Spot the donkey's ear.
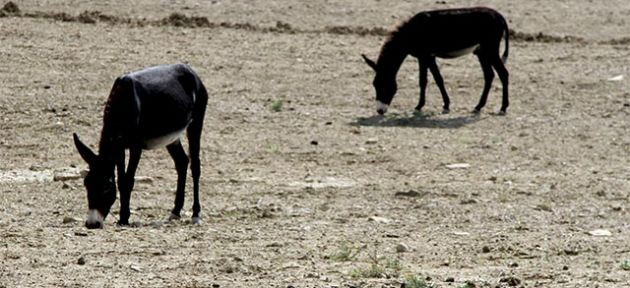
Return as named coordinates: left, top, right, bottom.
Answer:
left=73, top=133, right=97, bottom=165
left=361, top=54, right=377, bottom=71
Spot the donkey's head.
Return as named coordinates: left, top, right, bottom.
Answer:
left=73, top=133, right=117, bottom=229
left=362, top=54, right=398, bottom=115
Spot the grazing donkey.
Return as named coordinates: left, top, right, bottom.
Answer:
left=362, top=7, right=510, bottom=115
left=73, top=64, right=208, bottom=229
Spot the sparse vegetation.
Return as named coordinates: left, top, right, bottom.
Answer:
left=270, top=99, right=283, bottom=112
left=622, top=260, right=630, bottom=271
left=404, top=275, right=431, bottom=288
left=348, top=244, right=402, bottom=279
left=330, top=242, right=362, bottom=262
left=458, top=282, right=475, bottom=288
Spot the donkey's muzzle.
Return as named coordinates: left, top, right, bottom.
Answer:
left=376, top=101, right=389, bottom=115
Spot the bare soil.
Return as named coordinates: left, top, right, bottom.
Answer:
left=1, top=1, right=629, bottom=287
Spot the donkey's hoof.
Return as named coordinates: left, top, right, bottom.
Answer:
left=191, top=217, right=202, bottom=225
left=472, top=108, right=481, bottom=114
left=442, top=108, right=450, bottom=114
left=498, top=110, right=507, bottom=116
left=168, top=213, right=181, bottom=221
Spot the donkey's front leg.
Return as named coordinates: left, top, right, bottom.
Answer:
left=167, top=140, right=189, bottom=221
left=415, top=60, right=429, bottom=112
left=118, top=147, right=142, bottom=226
left=428, top=58, right=450, bottom=114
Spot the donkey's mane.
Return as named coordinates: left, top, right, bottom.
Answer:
left=377, top=19, right=411, bottom=65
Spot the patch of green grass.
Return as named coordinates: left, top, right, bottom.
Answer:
left=350, top=263, right=386, bottom=279
left=329, top=242, right=362, bottom=262
left=349, top=245, right=401, bottom=279
left=383, top=257, right=402, bottom=272
left=622, top=260, right=630, bottom=270
left=404, top=275, right=431, bottom=288
left=270, top=99, right=283, bottom=112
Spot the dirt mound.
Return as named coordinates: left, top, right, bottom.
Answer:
left=0, top=1, right=20, bottom=16
left=161, top=12, right=211, bottom=28
left=6, top=6, right=629, bottom=44
left=509, top=29, right=586, bottom=44
left=325, top=25, right=388, bottom=36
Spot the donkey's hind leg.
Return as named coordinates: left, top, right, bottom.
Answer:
left=187, top=123, right=203, bottom=224
left=474, top=53, right=495, bottom=113
left=492, top=56, right=509, bottom=114
left=167, top=140, right=189, bottom=220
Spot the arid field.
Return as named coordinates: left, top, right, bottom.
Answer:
left=0, top=1, right=629, bottom=287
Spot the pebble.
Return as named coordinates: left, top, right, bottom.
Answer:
left=499, top=276, right=521, bottom=286
left=77, top=256, right=86, bottom=265
left=396, top=243, right=410, bottom=253
left=481, top=246, right=491, bottom=253
left=130, top=265, right=142, bottom=272
left=368, top=216, right=391, bottom=223
left=394, top=190, right=422, bottom=197
left=310, top=140, right=318, bottom=145
left=63, top=216, right=80, bottom=224
left=445, top=276, right=455, bottom=282
left=135, top=176, right=154, bottom=184
left=588, top=229, right=612, bottom=236
left=446, top=163, right=470, bottom=169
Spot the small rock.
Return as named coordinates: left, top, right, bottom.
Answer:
left=365, top=138, right=378, bottom=145
left=460, top=198, right=478, bottom=205
left=53, top=170, right=82, bottom=182
left=368, top=216, right=391, bottom=223
left=130, top=265, right=142, bottom=272
left=77, top=256, right=86, bottom=265
left=607, top=75, right=624, bottom=81
left=394, top=190, right=422, bottom=197
left=562, top=265, right=569, bottom=270
left=212, top=284, right=220, bottom=288
left=508, top=262, right=518, bottom=267
left=63, top=216, right=80, bottom=224
left=395, top=243, right=410, bottom=253
left=499, top=276, right=521, bottom=286
left=588, top=229, right=612, bottom=236
left=452, top=231, right=470, bottom=236
left=74, top=231, right=88, bottom=237
left=445, top=163, right=470, bottom=169
left=481, top=246, right=491, bottom=253
left=445, top=276, right=455, bottom=282
left=135, top=176, right=154, bottom=184
left=310, top=140, right=318, bottom=145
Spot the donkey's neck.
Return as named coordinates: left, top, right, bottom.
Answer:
left=376, top=36, right=408, bottom=80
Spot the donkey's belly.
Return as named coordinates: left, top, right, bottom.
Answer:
left=143, top=127, right=187, bottom=149
left=436, top=44, right=479, bottom=59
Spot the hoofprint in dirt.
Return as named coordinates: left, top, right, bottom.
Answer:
left=1, top=1, right=629, bottom=287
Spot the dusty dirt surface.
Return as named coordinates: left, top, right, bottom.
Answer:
left=1, top=1, right=629, bottom=287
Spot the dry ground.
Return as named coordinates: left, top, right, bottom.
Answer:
left=1, top=1, right=629, bottom=287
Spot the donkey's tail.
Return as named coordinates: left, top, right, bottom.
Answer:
left=501, top=19, right=509, bottom=64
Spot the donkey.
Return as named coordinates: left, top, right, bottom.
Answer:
left=362, top=7, right=510, bottom=115
left=73, top=63, right=208, bottom=229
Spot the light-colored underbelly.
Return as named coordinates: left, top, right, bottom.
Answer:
left=143, top=128, right=186, bottom=149
left=436, top=44, right=480, bottom=58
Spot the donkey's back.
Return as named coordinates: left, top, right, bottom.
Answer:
left=106, top=63, right=207, bottom=149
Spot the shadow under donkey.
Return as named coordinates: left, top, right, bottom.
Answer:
left=351, top=111, right=487, bottom=129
